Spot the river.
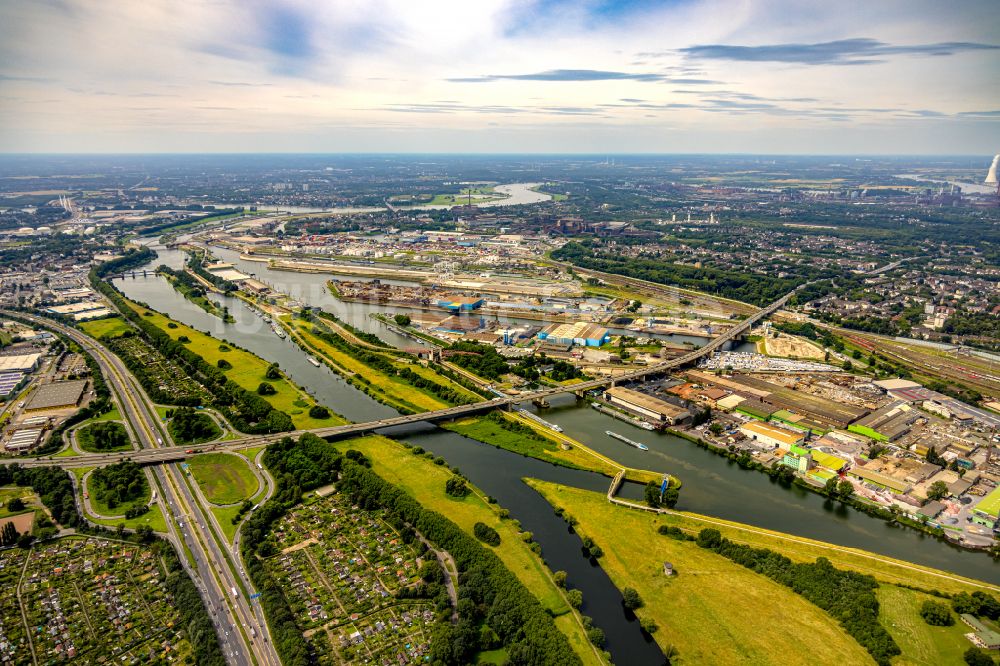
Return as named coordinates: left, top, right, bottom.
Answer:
left=116, top=241, right=1000, bottom=664
left=201, top=182, right=553, bottom=215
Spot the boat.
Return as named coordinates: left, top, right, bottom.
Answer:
left=606, top=430, right=648, bottom=451
left=637, top=421, right=656, bottom=431
left=307, top=356, right=321, bottom=367
left=271, top=322, right=286, bottom=338
left=592, top=402, right=656, bottom=431
left=516, top=409, right=563, bottom=432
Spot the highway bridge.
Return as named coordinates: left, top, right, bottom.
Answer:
left=9, top=282, right=801, bottom=470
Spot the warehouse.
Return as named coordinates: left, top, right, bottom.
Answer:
left=4, top=427, right=42, bottom=452
left=604, top=386, right=691, bottom=425
left=848, top=401, right=920, bottom=442
left=538, top=321, right=610, bottom=347
left=24, top=380, right=87, bottom=412
left=739, top=421, right=805, bottom=451
left=0, top=353, right=40, bottom=374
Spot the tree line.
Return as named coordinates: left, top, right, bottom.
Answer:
left=239, top=433, right=581, bottom=665
left=696, top=528, right=900, bottom=665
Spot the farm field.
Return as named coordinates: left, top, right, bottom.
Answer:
left=187, top=452, right=259, bottom=505
left=335, top=435, right=602, bottom=666
left=78, top=315, right=132, bottom=340
left=262, top=488, right=439, bottom=664
left=123, top=299, right=338, bottom=429
left=1, top=536, right=194, bottom=663
left=529, top=481, right=999, bottom=665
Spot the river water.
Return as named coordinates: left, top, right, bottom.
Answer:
left=117, top=241, right=1000, bottom=665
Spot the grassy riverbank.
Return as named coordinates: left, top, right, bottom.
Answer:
left=158, top=268, right=233, bottom=322
left=122, top=299, right=341, bottom=430
left=336, top=435, right=605, bottom=666
left=528, top=480, right=999, bottom=666
left=281, top=314, right=479, bottom=413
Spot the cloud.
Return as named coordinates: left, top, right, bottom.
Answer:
left=447, top=69, right=669, bottom=83
left=679, top=38, right=1000, bottom=65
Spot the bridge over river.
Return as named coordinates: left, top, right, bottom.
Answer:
left=11, top=283, right=802, bottom=469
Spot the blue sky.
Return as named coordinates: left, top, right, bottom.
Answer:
left=0, top=0, right=997, bottom=153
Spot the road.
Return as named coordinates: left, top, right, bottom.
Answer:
left=10, top=284, right=800, bottom=470
left=6, top=312, right=279, bottom=666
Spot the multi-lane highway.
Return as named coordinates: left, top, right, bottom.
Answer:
left=6, top=312, right=279, bottom=666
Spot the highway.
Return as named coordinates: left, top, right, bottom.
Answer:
left=6, top=312, right=279, bottom=666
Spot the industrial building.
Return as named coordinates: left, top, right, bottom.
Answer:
left=435, top=296, right=484, bottom=312
left=24, top=380, right=87, bottom=412
left=603, top=386, right=691, bottom=425
left=848, top=401, right=920, bottom=442
left=971, top=486, right=1000, bottom=529
left=0, top=353, right=40, bottom=374
left=538, top=321, right=610, bottom=347
left=739, top=421, right=805, bottom=451
left=4, top=427, right=43, bottom=452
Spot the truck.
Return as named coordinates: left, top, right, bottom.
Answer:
left=231, top=587, right=239, bottom=599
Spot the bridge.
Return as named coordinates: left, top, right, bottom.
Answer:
left=104, top=269, right=152, bottom=280
left=11, top=282, right=802, bottom=469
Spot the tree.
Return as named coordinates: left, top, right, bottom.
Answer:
left=709, top=422, right=724, bottom=435
left=824, top=477, right=840, bottom=497
left=7, top=497, right=24, bottom=512
left=217, top=358, right=232, bottom=370
left=566, top=589, right=583, bottom=608
left=644, top=480, right=662, bottom=508
left=640, top=617, right=658, bottom=634
left=257, top=382, right=276, bottom=396
left=16, top=533, right=34, bottom=549
left=393, top=314, right=411, bottom=326
left=553, top=571, right=567, bottom=588
left=308, top=405, right=331, bottom=419
left=265, top=363, right=281, bottom=380
left=964, top=647, right=994, bottom=666
left=444, top=477, right=469, bottom=498
left=621, top=587, right=644, bottom=610
left=473, top=522, right=501, bottom=546
left=696, top=528, right=722, bottom=549
left=927, top=481, right=949, bottom=501
left=837, top=480, right=854, bottom=499
left=919, top=600, right=954, bottom=626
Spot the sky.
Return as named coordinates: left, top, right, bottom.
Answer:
left=0, top=0, right=998, bottom=154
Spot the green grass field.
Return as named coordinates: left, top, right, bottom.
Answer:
left=0, top=487, right=36, bottom=518
left=529, top=480, right=999, bottom=665
left=336, top=435, right=603, bottom=666
left=877, top=586, right=975, bottom=666
left=76, top=467, right=167, bottom=533
left=79, top=316, right=133, bottom=340
left=529, top=481, right=875, bottom=665
left=90, top=406, right=122, bottom=422
left=124, top=299, right=339, bottom=430
left=186, top=452, right=259, bottom=505
left=444, top=414, right=620, bottom=476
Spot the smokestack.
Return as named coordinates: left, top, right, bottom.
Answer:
left=986, top=154, right=1000, bottom=185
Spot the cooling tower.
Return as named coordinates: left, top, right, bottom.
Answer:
left=987, top=154, right=1000, bottom=185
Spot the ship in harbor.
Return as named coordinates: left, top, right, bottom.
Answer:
left=307, top=356, right=321, bottom=367
left=516, top=409, right=563, bottom=432
left=606, top=430, right=648, bottom=451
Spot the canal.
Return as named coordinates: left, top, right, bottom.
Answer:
left=115, top=240, right=1000, bottom=664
